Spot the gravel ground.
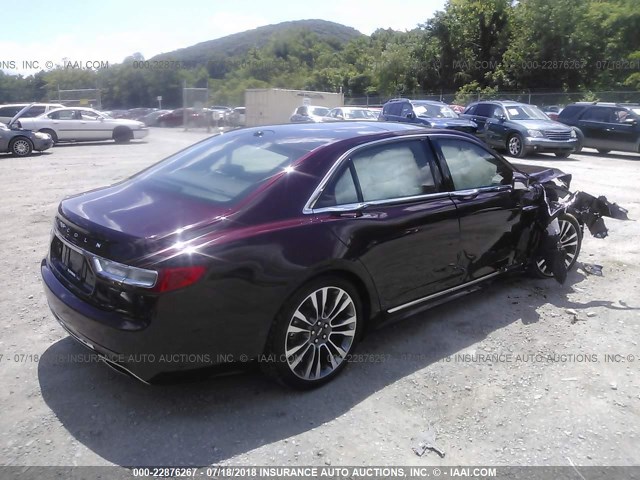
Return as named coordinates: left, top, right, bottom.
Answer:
left=0, top=129, right=638, bottom=470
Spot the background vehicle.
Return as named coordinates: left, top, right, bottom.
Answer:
left=542, top=105, right=563, bottom=121
left=323, top=107, right=379, bottom=121
left=209, top=106, right=233, bottom=125
left=289, top=105, right=330, bottom=123
left=557, top=102, right=640, bottom=154
left=18, top=107, right=148, bottom=143
left=41, top=122, right=625, bottom=389
left=460, top=100, right=577, bottom=158
left=124, top=108, right=158, bottom=121
left=229, top=107, right=246, bottom=126
left=379, top=99, right=477, bottom=133
left=138, top=109, right=172, bottom=126
left=156, top=108, right=207, bottom=128
left=0, top=107, right=53, bottom=156
left=0, top=103, right=64, bottom=125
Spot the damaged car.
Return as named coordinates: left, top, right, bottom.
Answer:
left=0, top=105, right=54, bottom=157
left=41, top=123, right=628, bottom=389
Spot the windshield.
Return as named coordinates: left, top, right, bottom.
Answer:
left=504, top=105, right=549, bottom=120
left=344, top=109, right=378, bottom=119
left=310, top=107, right=330, bottom=116
left=413, top=103, right=458, bottom=118
left=136, top=130, right=332, bottom=205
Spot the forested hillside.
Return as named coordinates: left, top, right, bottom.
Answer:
left=1, top=0, right=638, bottom=108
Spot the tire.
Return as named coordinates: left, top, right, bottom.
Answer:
left=39, top=129, right=58, bottom=144
left=113, top=128, right=132, bottom=143
left=531, top=213, right=582, bottom=279
left=573, top=129, right=584, bottom=153
left=507, top=133, right=527, bottom=158
left=10, top=137, right=33, bottom=157
left=597, top=149, right=610, bottom=154
left=262, top=276, right=363, bottom=389
left=555, top=151, right=571, bottom=158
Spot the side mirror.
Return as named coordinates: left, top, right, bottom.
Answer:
left=406, top=112, right=415, bottom=119
left=495, top=114, right=506, bottom=122
left=512, top=172, right=530, bottom=191
left=623, top=117, right=637, bottom=125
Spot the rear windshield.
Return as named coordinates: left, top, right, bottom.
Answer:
left=136, top=129, right=331, bottom=205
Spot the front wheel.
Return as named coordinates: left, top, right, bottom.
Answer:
left=113, top=128, right=132, bottom=143
left=10, top=137, right=33, bottom=157
left=532, top=213, right=582, bottom=278
left=507, top=134, right=527, bottom=158
left=597, top=149, right=611, bottom=154
left=263, top=276, right=363, bottom=389
left=555, top=151, right=571, bottom=158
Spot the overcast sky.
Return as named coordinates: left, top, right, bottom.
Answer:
left=1, top=0, right=446, bottom=75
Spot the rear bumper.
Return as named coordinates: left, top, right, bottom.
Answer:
left=41, top=258, right=269, bottom=382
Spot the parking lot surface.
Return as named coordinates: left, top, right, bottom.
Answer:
left=0, top=129, right=638, bottom=468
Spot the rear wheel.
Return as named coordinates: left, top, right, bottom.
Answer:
left=263, top=276, right=363, bottom=389
left=10, top=137, right=33, bottom=157
left=507, top=133, right=527, bottom=158
left=555, top=151, right=571, bottom=158
left=532, top=214, right=582, bottom=278
left=597, top=149, right=611, bottom=154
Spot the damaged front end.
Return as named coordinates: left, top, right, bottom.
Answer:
left=518, top=168, right=629, bottom=283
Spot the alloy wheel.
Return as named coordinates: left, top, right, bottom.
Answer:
left=508, top=135, right=523, bottom=157
left=12, top=139, right=32, bottom=156
left=285, top=286, right=357, bottom=381
left=536, top=217, right=580, bottom=276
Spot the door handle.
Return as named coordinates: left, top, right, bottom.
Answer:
left=451, top=189, right=480, bottom=200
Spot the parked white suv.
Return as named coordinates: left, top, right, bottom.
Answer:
left=0, top=103, right=64, bottom=125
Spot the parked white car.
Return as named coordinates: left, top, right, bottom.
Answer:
left=0, top=103, right=64, bottom=125
left=18, top=107, right=148, bottom=143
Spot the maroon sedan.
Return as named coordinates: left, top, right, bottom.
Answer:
left=156, top=108, right=207, bottom=127
left=41, top=122, right=625, bottom=388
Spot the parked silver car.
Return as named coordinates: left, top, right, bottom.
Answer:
left=18, top=107, right=148, bottom=143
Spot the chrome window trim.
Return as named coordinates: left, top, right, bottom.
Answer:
left=303, top=132, right=468, bottom=215
left=302, top=132, right=514, bottom=215
left=387, top=271, right=501, bottom=314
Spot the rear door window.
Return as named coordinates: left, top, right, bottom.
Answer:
left=435, top=138, right=513, bottom=190
left=473, top=103, right=495, bottom=118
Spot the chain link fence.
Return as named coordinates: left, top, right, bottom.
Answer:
left=345, top=91, right=640, bottom=108
left=54, top=87, right=102, bottom=109
left=182, top=85, right=210, bottom=131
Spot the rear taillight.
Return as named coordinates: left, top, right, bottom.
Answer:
left=153, top=266, right=206, bottom=293
left=91, top=255, right=158, bottom=288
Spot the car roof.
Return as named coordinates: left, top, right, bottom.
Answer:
left=0, top=103, right=63, bottom=107
left=469, top=100, right=535, bottom=107
left=385, top=98, right=446, bottom=106
left=333, top=106, right=373, bottom=110
left=47, top=107, right=100, bottom=113
left=233, top=122, right=476, bottom=142
left=567, top=102, right=639, bottom=108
